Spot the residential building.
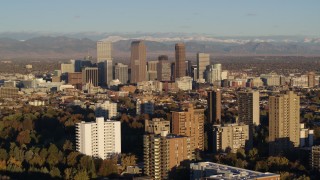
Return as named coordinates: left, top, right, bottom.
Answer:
left=130, top=41, right=147, bottom=83
left=95, top=101, right=117, bottom=119
left=172, top=104, right=205, bottom=154
left=238, top=91, right=260, bottom=125
left=76, top=117, right=121, bottom=159
left=207, top=89, right=221, bottom=124
left=145, top=118, right=170, bottom=135
left=311, top=146, right=320, bottom=172
left=300, top=123, right=314, bottom=147
left=213, top=123, right=250, bottom=153
left=144, top=133, right=192, bottom=180
left=269, top=91, right=300, bottom=155
left=308, top=72, right=316, bottom=87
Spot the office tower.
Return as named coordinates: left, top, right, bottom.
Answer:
left=175, top=43, right=186, bottom=78
left=147, top=60, right=158, bottom=81
left=157, top=55, right=171, bottom=82
left=213, top=123, right=250, bottom=153
left=205, top=64, right=222, bottom=84
left=197, top=53, right=210, bottom=81
left=95, top=101, right=117, bottom=119
left=172, top=104, right=205, bottom=154
left=308, top=72, right=316, bottom=87
left=98, top=60, right=113, bottom=86
left=114, top=63, right=128, bottom=84
left=171, top=62, right=176, bottom=81
left=190, top=162, right=280, bottom=180
left=185, top=60, right=192, bottom=76
left=145, top=118, right=170, bottom=135
left=130, top=41, right=147, bottom=83
left=61, top=63, right=75, bottom=73
left=269, top=91, right=300, bottom=155
left=97, top=41, right=112, bottom=63
left=75, top=60, right=92, bottom=72
left=311, top=146, right=320, bottom=172
left=207, top=89, right=221, bottom=124
left=144, top=133, right=192, bottom=180
left=67, top=72, right=82, bottom=89
left=238, top=91, right=260, bottom=125
left=76, top=117, right=121, bottom=159
left=82, top=67, right=99, bottom=86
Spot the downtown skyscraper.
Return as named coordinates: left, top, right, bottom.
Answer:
left=197, top=53, right=210, bottom=81
left=130, top=41, right=147, bottom=83
left=97, top=41, right=112, bottom=63
left=175, top=43, right=186, bottom=78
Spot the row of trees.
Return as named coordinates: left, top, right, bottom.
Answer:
left=0, top=105, right=136, bottom=179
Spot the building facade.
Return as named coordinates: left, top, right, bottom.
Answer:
left=97, top=41, right=112, bottom=63
left=196, top=53, right=210, bottom=81
left=76, top=117, right=121, bottom=159
left=238, top=91, right=260, bottom=125
left=130, top=41, right=147, bottom=83
left=82, top=67, right=99, bottom=86
left=175, top=43, right=186, bottom=78
left=269, top=91, right=300, bottom=155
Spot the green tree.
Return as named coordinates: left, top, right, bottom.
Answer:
left=98, top=159, right=118, bottom=177
left=50, top=167, right=61, bottom=178
left=0, top=148, right=8, bottom=160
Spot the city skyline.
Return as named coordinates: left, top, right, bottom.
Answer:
left=1, top=1, right=320, bottom=37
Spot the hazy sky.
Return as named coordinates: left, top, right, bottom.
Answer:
left=1, top=0, right=319, bottom=36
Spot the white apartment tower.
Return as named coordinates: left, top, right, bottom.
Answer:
left=76, top=117, right=121, bottom=159
left=97, top=41, right=112, bottom=63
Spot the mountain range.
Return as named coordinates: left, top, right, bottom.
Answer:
left=0, top=32, right=320, bottom=60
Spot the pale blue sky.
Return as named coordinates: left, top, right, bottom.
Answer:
left=0, top=0, right=319, bottom=36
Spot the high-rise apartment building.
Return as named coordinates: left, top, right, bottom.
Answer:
left=147, top=60, right=158, bottom=81
left=157, top=55, right=171, bottom=82
left=145, top=118, right=170, bottom=135
left=175, top=43, right=186, bottom=78
left=207, top=89, right=221, bottom=124
left=95, top=101, right=117, bottom=119
left=97, top=41, right=112, bottom=63
left=269, top=91, right=300, bottom=155
left=172, top=104, right=205, bottom=154
left=238, top=91, right=260, bottom=125
left=143, top=133, right=192, bottom=180
left=213, top=123, right=250, bottom=153
left=114, top=63, right=128, bottom=84
left=130, top=41, right=147, bottom=83
left=82, top=67, right=99, bottom=86
left=197, top=53, right=210, bottom=81
left=76, top=117, right=121, bottom=159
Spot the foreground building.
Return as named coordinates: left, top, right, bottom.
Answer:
left=311, top=146, right=320, bottom=172
left=190, top=162, right=280, bottom=180
left=144, top=132, right=192, bottom=180
left=76, top=117, right=121, bottom=159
